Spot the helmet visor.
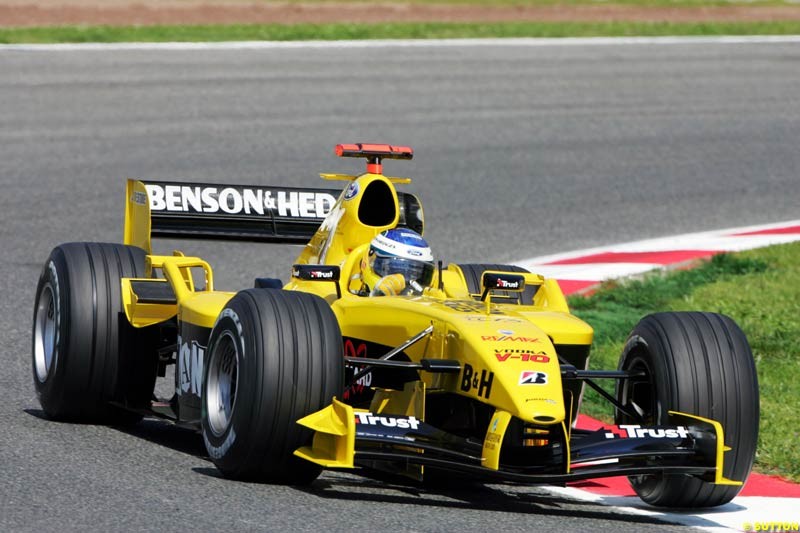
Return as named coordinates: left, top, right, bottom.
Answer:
left=370, top=253, right=435, bottom=287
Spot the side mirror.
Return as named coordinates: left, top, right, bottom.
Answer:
left=480, top=272, right=526, bottom=301
left=292, top=264, right=341, bottom=298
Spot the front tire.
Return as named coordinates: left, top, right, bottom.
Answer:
left=201, top=289, right=344, bottom=484
left=616, top=312, right=759, bottom=508
left=32, top=243, right=158, bottom=422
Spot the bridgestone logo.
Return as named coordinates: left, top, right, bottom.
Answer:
left=144, top=184, right=336, bottom=219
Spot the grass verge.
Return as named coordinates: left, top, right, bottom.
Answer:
left=2, top=21, right=800, bottom=44
left=570, top=241, right=800, bottom=481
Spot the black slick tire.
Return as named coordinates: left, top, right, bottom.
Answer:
left=201, top=289, right=344, bottom=484
left=616, top=312, right=759, bottom=508
left=32, top=242, right=158, bottom=422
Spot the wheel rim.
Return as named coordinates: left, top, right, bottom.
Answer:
left=619, top=352, right=661, bottom=490
left=619, top=354, right=658, bottom=426
left=206, top=331, right=239, bottom=437
left=34, top=283, right=57, bottom=383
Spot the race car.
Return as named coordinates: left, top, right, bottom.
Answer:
left=31, top=143, right=759, bottom=508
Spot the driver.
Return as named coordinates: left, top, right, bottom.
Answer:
left=360, top=229, right=435, bottom=297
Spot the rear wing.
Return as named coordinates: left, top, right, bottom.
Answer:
left=124, top=179, right=422, bottom=253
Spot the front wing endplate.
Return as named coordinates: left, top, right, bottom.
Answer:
left=295, top=397, right=356, bottom=468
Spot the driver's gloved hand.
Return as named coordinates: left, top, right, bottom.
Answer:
left=370, top=273, right=406, bottom=297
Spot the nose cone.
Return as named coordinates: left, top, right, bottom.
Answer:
left=452, top=319, right=566, bottom=425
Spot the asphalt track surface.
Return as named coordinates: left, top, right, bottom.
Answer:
left=1, top=40, right=799, bottom=532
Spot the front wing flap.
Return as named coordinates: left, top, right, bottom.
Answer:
left=295, top=400, right=742, bottom=485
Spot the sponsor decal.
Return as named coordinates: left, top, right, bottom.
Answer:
left=525, top=398, right=558, bottom=405
left=485, top=415, right=503, bottom=450
left=484, top=432, right=502, bottom=450
left=292, top=264, right=339, bottom=281
left=131, top=191, right=147, bottom=206
left=462, top=316, right=524, bottom=323
left=498, top=329, right=514, bottom=335
left=343, top=340, right=371, bottom=401
left=481, top=335, right=539, bottom=343
left=495, top=350, right=550, bottom=363
left=604, top=425, right=690, bottom=440
left=344, top=182, right=359, bottom=200
left=519, top=371, right=548, bottom=385
left=178, top=337, right=206, bottom=395
left=144, top=183, right=335, bottom=219
left=371, top=233, right=399, bottom=252
left=204, top=427, right=237, bottom=459
left=220, top=308, right=245, bottom=347
left=496, top=278, right=520, bottom=289
left=482, top=272, right=525, bottom=292
left=355, top=412, right=420, bottom=430
left=443, top=300, right=503, bottom=314
left=460, top=363, right=494, bottom=399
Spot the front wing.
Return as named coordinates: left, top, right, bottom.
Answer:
left=295, top=399, right=743, bottom=486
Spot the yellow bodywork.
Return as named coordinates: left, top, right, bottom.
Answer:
left=121, top=248, right=234, bottom=330
left=281, top=173, right=592, bottom=471
left=293, top=173, right=400, bottom=267
left=120, top=171, right=739, bottom=486
left=121, top=174, right=592, bottom=474
left=121, top=278, right=176, bottom=328
left=295, top=398, right=357, bottom=468
left=124, top=179, right=153, bottom=254
left=123, top=182, right=236, bottom=333
left=482, top=410, right=512, bottom=470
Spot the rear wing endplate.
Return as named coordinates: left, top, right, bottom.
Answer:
left=124, top=179, right=422, bottom=253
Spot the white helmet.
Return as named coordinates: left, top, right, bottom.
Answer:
left=366, top=229, right=435, bottom=290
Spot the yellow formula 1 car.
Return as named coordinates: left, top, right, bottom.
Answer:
left=32, top=143, right=759, bottom=508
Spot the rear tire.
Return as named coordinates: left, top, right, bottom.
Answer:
left=201, top=289, right=344, bottom=484
left=616, top=312, right=759, bottom=508
left=32, top=243, right=158, bottom=422
left=454, top=263, right=536, bottom=304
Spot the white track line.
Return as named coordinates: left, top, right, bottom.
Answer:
left=546, top=487, right=800, bottom=533
left=526, top=262, right=662, bottom=281
left=515, top=218, right=800, bottom=272
left=3, top=35, right=800, bottom=52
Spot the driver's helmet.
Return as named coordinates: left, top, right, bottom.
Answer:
left=364, top=229, right=435, bottom=293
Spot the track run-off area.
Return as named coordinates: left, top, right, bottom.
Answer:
left=1, top=38, right=799, bottom=532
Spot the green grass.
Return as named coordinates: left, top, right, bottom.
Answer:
left=418, top=0, right=797, bottom=4
left=2, top=20, right=800, bottom=44
left=570, top=242, right=800, bottom=481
